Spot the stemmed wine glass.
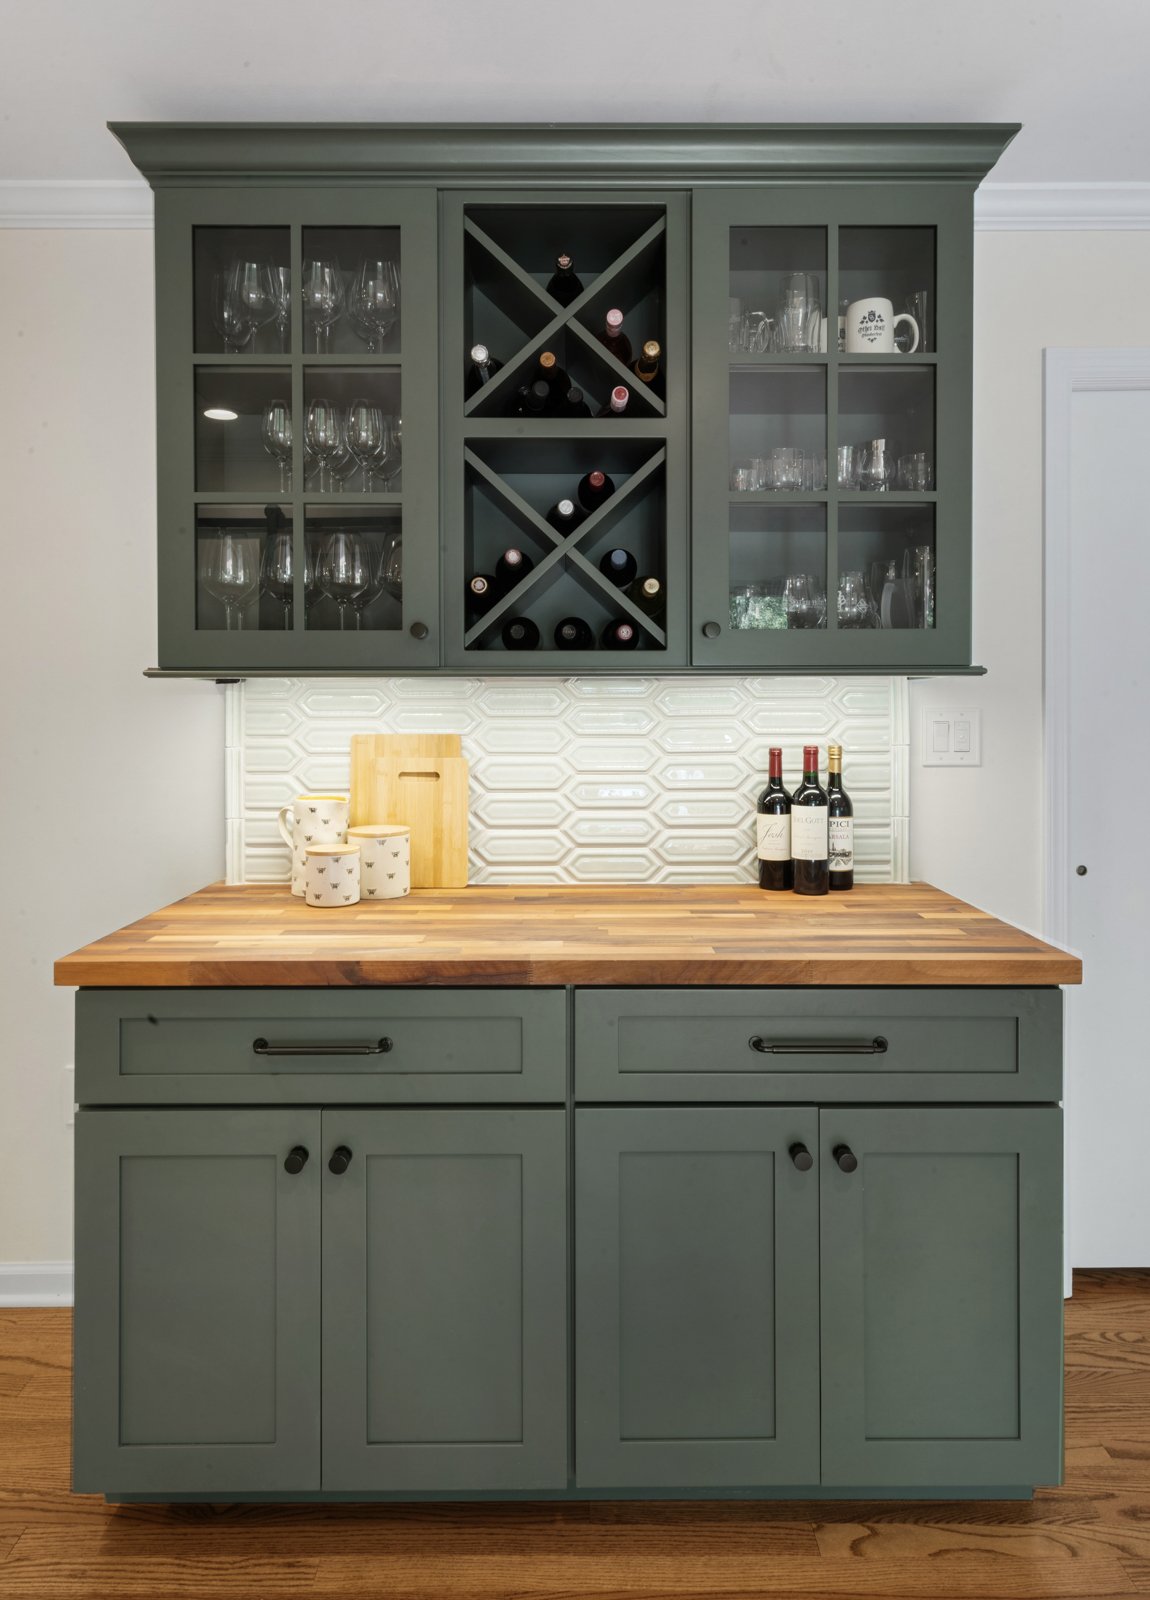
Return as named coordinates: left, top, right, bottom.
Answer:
left=270, top=266, right=292, bottom=353
left=381, top=413, right=402, bottom=489
left=261, top=527, right=295, bottom=629
left=305, top=398, right=343, bottom=492
left=210, top=273, right=252, bottom=354
left=301, top=258, right=344, bottom=353
left=348, top=257, right=400, bottom=352
left=350, top=541, right=386, bottom=628
left=345, top=400, right=384, bottom=491
left=379, top=527, right=403, bottom=600
left=262, top=402, right=292, bottom=491
left=228, top=260, right=277, bottom=347
left=198, top=532, right=258, bottom=630
left=318, top=530, right=370, bottom=629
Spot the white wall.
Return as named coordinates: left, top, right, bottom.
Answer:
left=0, top=231, right=223, bottom=1264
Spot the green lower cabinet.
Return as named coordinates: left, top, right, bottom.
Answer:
left=320, top=1108, right=568, bottom=1491
left=574, top=1106, right=821, bottom=1488
left=819, top=1106, right=1063, bottom=1489
left=73, top=1108, right=322, bottom=1494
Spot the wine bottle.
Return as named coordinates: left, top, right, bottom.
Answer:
left=561, top=385, right=592, bottom=419
left=466, top=573, right=497, bottom=622
left=827, top=743, right=854, bottom=891
left=554, top=616, right=594, bottom=650
left=599, top=547, right=638, bottom=587
left=533, top=350, right=567, bottom=409
left=546, top=253, right=583, bottom=307
left=791, top=744, right=829, bottom=896
left=501, top=617, right=540, bottom=651
left=546, top=497, right=585, bottom=535
left=508, top=379, right=550, bottom=418
left=756, top=747, right=793, bottom=892
left=464, top=342, right=502, bottom=398
left=598, top=308, right=633, bottom=366
left=577, top=469, right=616, bottom=513
left=632, top=339, right=662, bottom=384
left=626, top=575, right=664, bottom=617
left=495, top=546, right=534, bottom=588
left=601, top=619, right=639, bottom=650
left=596, top=385, right=631, bottom=418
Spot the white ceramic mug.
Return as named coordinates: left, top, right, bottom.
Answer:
left=305, top=841, right=360, bottom=908
left=845, top=297, right=919, bottom=355
left=277, top=793, right=350, bottom=896
left=348, top=824, right=411, bottom=900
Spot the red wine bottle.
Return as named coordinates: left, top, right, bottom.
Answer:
left=465, top=342, right=502, bottom=398
left=632, top=339, right=661, bottom=384
left=495, top=547, right=534, bottom=588
left=546, top=496, right=585, bottom=534
left=598, top=308, right=633, bottom=365
left=599, top=547, right=638, bottom=586
left=561, top=385, right=592, bottom=419
left=827, top=743, right=854, bottom=891
left=508, top=379, right=550, bottom=418
left=756, top=746, right=793, bottom=892
left=601, top=619, right=639, bottom=650
left=533, top=350, right=567, bottom=410
left=791, top=744, right=829, bottom=896
left=626, top=575, right=664, bottom=617
left=577, top=469, right=616, bottom=513
left=546, top=253, right=583, bottom=307
left=554, top=616, right=594, bottom=649
left=596, top=385, right=630, bottom=418
left=501, top=617, right=540, bottom=650
left=466, top=573, right=497, bottom=621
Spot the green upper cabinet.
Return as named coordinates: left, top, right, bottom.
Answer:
left=113, top=123, right=1016, bottom=675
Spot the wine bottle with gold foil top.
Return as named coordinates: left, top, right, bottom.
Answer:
left=633, top=339, right=662, bottom=384
left=827, top=743, right=854, bottom=891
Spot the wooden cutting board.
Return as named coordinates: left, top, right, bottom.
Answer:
left=350, top=736, right=469, bottom=888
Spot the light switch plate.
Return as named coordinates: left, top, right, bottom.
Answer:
left=921, top=708, right=982, bottom=767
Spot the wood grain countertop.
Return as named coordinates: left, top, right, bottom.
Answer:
left=54, top=882, right=1082, bottom=988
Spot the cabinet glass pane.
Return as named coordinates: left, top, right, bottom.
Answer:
left=839, top=227, right=935, bottom=353
left=838, top=505, right=935, bottom=630
left=728, top=504, right=826, bottom=631
left=193, top=227, right=291, bottom=356
left=837, top=369, right=935, bottom=492
left=195, top=369, right=293, bottom=494
left=729, top=227, right=827, bottom=355
left=302, top=369, right=402, bottom=495
left=304, top=506, right=402, bottom=632
left=300, top=227, right=401, bottom=356
left=195, top=506, right=293, bottom=631
left=730, top=369, right=826, bottom=491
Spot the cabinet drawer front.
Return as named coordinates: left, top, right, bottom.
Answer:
left=78, top=989, right=566, bottom=1104
left=575, top=989, right=1061, bottom=1102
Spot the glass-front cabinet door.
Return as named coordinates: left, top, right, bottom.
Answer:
left=155, top=188, right=439, bottom=669
left=691, top=186, right=972, bottom=670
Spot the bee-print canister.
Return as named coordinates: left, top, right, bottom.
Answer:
left=277, top=793, right=350, bottom=896
left=348, top=824, right=411, bottom=900
left=304, top=841, right=360, bottom=908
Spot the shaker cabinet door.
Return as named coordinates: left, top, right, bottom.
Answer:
left=73, top=1108, right=322, bottom=1493
left=819, top=1106, right=1063, bottom=1488
left=321, top=1108, right=568, bottom=1491
left=575, top=1106, right=820, bottom=1488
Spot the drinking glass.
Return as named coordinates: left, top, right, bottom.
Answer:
left=301, top=258, right=345, bottom=353
left=914, top=543, right=935, bottom=628
left=228, top=261, right=277, bottom=349
left=209, top=272, right=252, bottom=354
left=740, top=310, right=774, bottom=354
left=765, top=446, right=803, bottom=490
left=351, top=541, right=386, bottom=629
left=897, top=450, right=933, bottom=491
left=784, top=573, right=817, bottom=630
left=271, top=266, right=291, bottom=353
left=345, top=400, right=384, bottom=491
left=198, top=532, right=258, bottom=630
left=777, top=272, right=819, bottom=353
left=904, top=289, right=932, bottom=352
left=728, top=297, right=744, bottom=354
left=304, top=534, right=323, bottom=622
left=348, top=257, right=400, bottom=352
left=379, top=528, right=403, bottom=599
left=837, top=569, right=872, bottom=629
left=261, top=527, right=295, bottom=629
left=858, top=438, right=892, bottom=493
left=262, top=402, right=292, bottom=491
left=305, top=398, right=343, bottom=492
left=802, top=450, right=827, bottom=491
left=381, top=413, right=402, bottom=489
left=836, top=444, right=859, bottom=489
left=730, top=462, right=757, bottom=493
left=318, top=531, right=370, bottom=629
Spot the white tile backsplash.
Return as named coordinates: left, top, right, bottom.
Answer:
left=228, top=677, right=909, bottom=886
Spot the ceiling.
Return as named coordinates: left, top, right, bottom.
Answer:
left=3, top=0, right=1148, bottom=185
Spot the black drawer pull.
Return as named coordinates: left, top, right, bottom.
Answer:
left=328, top=1145, right=353, bottom=1175
left=283, top=1146, right=309, bottom=1175
left=749, top=1035, right=888, bottom=1056
left=788, top=1142, right=813, bottom=1172
left=253, top=1036, right=393, bottom=1057
left=833, top=1144, right=858, bottom=1173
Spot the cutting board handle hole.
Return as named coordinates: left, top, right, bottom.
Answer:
left=399, top=770, right=440, bottom=782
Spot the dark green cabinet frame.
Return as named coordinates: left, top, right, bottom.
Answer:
left=114, top=121, right=1017, bottom=677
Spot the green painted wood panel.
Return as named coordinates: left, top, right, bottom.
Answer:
left=819, top=1105, right=1063, bottom=1488
left=574, top=988, right=1062, bottom=1103
left=321, top=1109, right=568, bottom=1491
left=575, top=1106, right=819, bottom=1488
left=76, top=988, right=567, bottom=1105
left=73, top=1108, right=321, bottom=1494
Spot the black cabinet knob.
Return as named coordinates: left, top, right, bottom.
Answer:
left=833, top=1143, right=858, bottom=1173
left=328, top=1145, right=353, bottom=1175
left=283, top=1146, right=309, bottom=1175
left=701, top=620, right=722, bottom=639
left=409, top=621, right=430, bottom=640
left=1076, top=865, right=1087, bottom=876
left=789, top=1142, right=813, bottom=1172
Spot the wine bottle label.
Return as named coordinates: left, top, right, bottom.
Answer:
left=791, top=806, right=828, bottom=862
left=756, top=814, right=791, bottom=861
left=829, top=817, right=854, bottom=871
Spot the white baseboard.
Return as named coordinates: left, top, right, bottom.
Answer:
left=0, top=1261, right=73, bottom=1306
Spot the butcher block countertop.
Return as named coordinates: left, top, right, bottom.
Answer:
left=54, top=882, right=1082, bottom=988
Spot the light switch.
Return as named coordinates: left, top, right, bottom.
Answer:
left=954, top=719, right=971, bottom=753
left=931, top=719, right=950, bottom=753
left=921, top=708, right=982, bottom=767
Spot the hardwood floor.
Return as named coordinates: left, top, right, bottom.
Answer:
left=2, top=1270, right=1148, bottom=1598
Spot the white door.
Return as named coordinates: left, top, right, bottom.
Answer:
left=1064, top=379, right=1150, bottom=1266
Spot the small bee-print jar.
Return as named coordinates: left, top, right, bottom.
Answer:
left=305, top=841, right=360, bottom=908
left=348, top=824, right=411, bottom=900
